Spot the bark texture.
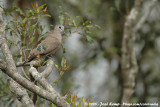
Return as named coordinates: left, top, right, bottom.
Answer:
left=0, top=2, right=70, bottom=107
left=121, top=0, right=157, bottom=106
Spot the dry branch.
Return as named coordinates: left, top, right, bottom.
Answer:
left=9, top=79, right=35, bottom=107
left=29, top=60, right=57, bottom=93
left=0, top=5, right=70, bottom=107
left=121, top=0, right=157, bottom=106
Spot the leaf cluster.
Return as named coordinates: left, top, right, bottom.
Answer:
left=2, top=3, right=51, bottom=59
left=66, top=93, right=92, bottom=107
left=58, top=7, right=100, bottom=43
left=53, top=57, right=71, bottom=86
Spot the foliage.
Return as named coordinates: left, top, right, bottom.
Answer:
left=2, top=3, right=51, bottom=60
left=1, top=0, right=160, bottom=106
left=0, top=2, right=100, bottom=106
left=50, top=93, right=92, bottom=107
left=53, top=57, right=71, bottom=86
left=66, top=93, right=92, bottom=107
left=58, top=7, right=100, bottom=43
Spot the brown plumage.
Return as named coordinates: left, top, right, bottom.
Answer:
left=24, top=25, right=64, bottom=64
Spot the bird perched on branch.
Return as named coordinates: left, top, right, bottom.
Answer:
left=18, top=24, right=64, bottom=66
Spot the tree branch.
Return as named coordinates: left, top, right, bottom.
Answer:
left=121, top=0, right=142, bottom=105
left=9, top=79, right=35, bottom=107
left=0, top=59, right=34, bottom=106
left=121, top=0, right=157, bottom=106
left=133, top=0, right=157, bottom=32
left=0, top=3, right=34, bottom=106
left=0, top=58, right=70, bottom=107
left=0, top=8, right=70, bottom=107
left=39, top=59, right=54, bottom=78
left=29, top=60, right=56, bottom=93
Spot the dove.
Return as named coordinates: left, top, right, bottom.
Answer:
left=21, top=24, right=64, bottom=65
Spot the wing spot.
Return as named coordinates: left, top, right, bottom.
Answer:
left=43, top=45, right=47, bottom=50
left=37, top=46, right=41, bottom=52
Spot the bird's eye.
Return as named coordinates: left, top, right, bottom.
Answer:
left=59, top=26, right=61, bottom=29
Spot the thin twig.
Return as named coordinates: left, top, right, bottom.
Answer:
left=20, top=47, right=30, bottom=80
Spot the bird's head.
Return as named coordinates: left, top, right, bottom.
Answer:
left=54, top=25, right=65, bottom=34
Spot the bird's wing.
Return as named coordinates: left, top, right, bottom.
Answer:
left=39, top=37, right=61, bottom=55
left=28, top=37, right=61, bottom=61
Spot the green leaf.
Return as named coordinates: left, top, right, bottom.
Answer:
left=28, top=10, right=35, bottom=18
left=61, top=45, right=66, bottom=53
left=4, top=7, right=17, bottom=16
left=54, top=64, right=59, bottom=70
left=38, top=35, right=45, bottom=42
left=18, top=21, right=23, bottom=27
left=44, top=14, right=51, bottom=17
left=68, top=23, right=75, bottom=27
left=15, top=8, right=24, bottom=16
left=83, top=21, right=91, bottom=26
left=86, top=36, right=94, bottom=43
left=61, top=57, right=65, bottom=66
left=66, top=96, right=71, bottom=103
left=37, top=4, right=46, bottom=13
left=51, top=104, right=57, bottom=107
left=82, top=97, right=86, bottom=107
left=17, top=40, right=21, bottom=44
left=93, top=25, right=101, bottom=29
left=77, top=103, right=81, bottom=107
left=31, top=36, right=35, bottom=43
left=5, top=26, right=10, bottom=33
left=40, top=25, right=43, bottom=32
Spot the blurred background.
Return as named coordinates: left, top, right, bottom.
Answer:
left=0, top=0, right=160, bottom=106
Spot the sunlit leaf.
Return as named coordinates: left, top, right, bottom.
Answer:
left=54, top=64, right=59, bottom=70
left=51, top=104, right=57, bottom=107
left=32, top=2, right=38, bottom=9
left=61, top=57, right=65, bottom=66
left=82, top=97, right=86, bottom=107
left=37, top=4, right=46, bottom=13
left=66, top=96, right=71, bottom=103
left=43, top=7, right=48, bottom=13
left=44, top=14, right=51, bottom=17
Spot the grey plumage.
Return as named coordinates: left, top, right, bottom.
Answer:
left=25, top=25, right=64, bottom=63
